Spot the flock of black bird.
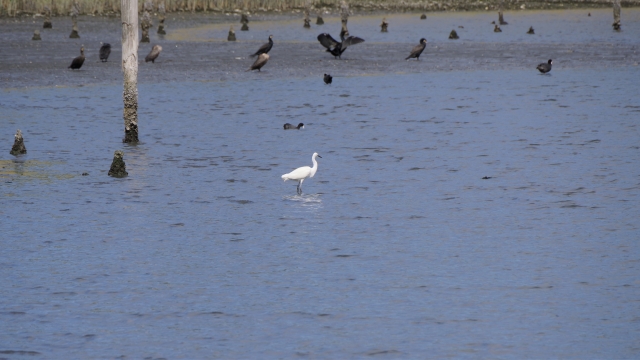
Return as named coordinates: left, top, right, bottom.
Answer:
left=67, top=15, right=555, bottom=79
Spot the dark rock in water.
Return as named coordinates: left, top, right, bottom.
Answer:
left=494, top=25, right=502, bottom=33
left=43, top=20, right=52, bottom=28
left=82, top=172, right=89, bottom=176
left=482, top=176, right=492, bottom=179
left=420, top=14, right=427, bottom=20
left=316, top=16, right=324, bottom=25
left=241, top=23, right=249, bottom=31
left=380, top=18, right=388, bottom=32
left=228, top=25, right=236, bottom=41
left=448, top=29, right=459, bottom=39
left=32, top=30, right=41, bottom=40
left=10, top=129, right=27, bottom=156
left=527, top=26, right=535, bottom=34
left=588, top=12, right=591, bottom=17
left=108, top=150, right=128, bottom=178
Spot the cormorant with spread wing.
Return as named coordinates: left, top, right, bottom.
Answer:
left=317, top=29, right=364, bottom=59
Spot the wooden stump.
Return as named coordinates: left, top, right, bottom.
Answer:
left=108, top=150, right=128, bottom=177
left=10, top=129, right=27, bottom=156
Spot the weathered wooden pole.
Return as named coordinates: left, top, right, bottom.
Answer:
left=122, top=0, right=139, bottom=143
left=43, top=6, right=52, bottom=28
left=340, top=0, right=349, bottom=26
left=612, top=0, right=621, bottom=31
left=69, top=2, right=80, bottom=38
left=157, top=1, right=166, bottom=35
left=140, top=0, right=153, bottom=43
left=108, top=150, right=128, bottom=177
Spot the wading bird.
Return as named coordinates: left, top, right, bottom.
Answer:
left=251, top=35, right=273, bottom=57
left=68, top=46, right=85, bottom=70
left=99, top=43, right=111, bottom=62
left=145, top=45, right=162, bottom=63
left=282, top=152, right=322, bottom=195
left=536, top=59, right=553, bottom=74
left=247, top=53, right=269, bottom=72
left=406, top=38, right=427, bottom=60
left=317, top=30, right=364, bottom=59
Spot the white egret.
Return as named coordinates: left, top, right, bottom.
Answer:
left=281, top=152, right=322, bottom=195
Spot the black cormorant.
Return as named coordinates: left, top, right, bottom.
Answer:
left=536, top=59, right=553, bottom=74
left=145, top=45, right=162, bottom=63
left=99, top=43, right=111, bottom=62
left=251, top=35, right=273, bottom=57
left=68, top=46, right=85, bottom=70
left=405, top=38, right=427, bottom=60
left=317, top=30, right=364, bottom=59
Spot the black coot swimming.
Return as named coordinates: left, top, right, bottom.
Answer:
left=283, top=123, right=304, bottom=130
left=536, top=59, right=553, bottom=74
left=323, top=74, right=332, bottom=84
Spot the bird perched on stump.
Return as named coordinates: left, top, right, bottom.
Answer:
left=145, top=45, right=162, bottom=63
left=247, top=53, right=269, bottom=72
left=323, top=74, right=333, bottom=84
left=536, top=59, right=553, bottom=74
left=68, top=46, right=85, bottom=70
left=405, top=38, right=427, bottom=60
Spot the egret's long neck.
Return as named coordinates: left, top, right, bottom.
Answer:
left=310, top=155, right=318, bottom=177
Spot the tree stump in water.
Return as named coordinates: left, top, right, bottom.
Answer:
left=316, top=16, right=324, bottom=25
left=241, top=23, right=249, bottom=31
left=340, top=0, right=349, bottom=26
left=420, top=14, right=427, bottom=20
left=69, top=14, right=80, bottom=38
left=157, top=2, right=166, bottom=35
left=380, top=18, right=388, bottom=32
left=140, top=1, right=153, bottom=43
left=108, top=150, right=128, bottom=178
left=43, top=7, right=52, bottom=28
left=448, top=30, right=459, bottom=39
left=69, top=3, right=80, bottom=38
left=228, top=25, right=236, bottom=41
left=498, top=12, right=508, bottom=25
left=613, top=0, right=621, bottom=31
left=240, top=14, right=249, bottom=24
left=32, top=30, right=41, bottom=40
left=10, top=129, right=27, bottom=156
left=527, top=26, right=535, bottom=34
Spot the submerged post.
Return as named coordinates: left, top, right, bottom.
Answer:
left=340, top=1, right=349, bottom=26
left=43, top=6, right=52, bottom=28
left=10, top=129, right=27, bottom=156
left=157, top=1, right=166, bottom=35
left=69, top=2, right=80, bottom=38
left=140, top=0, right=153, bottom=43
left=122, top=0, right=139, bottom=143
left=108, top=150, right=128, bottom=177
left=613, top=0, right=621, bottom=31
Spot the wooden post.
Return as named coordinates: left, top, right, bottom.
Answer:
left=122, top=0, right=139, bottom=143
left=157, top=2, right=166, bottom=35
left=340, top=1, right=349, bottom=26
left=140, top=0, right=153, bottom=43
left=613, top=0, right=621, bottom=31
left=10, top=129, right=27, bottom=156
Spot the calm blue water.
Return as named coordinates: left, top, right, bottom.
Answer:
left=1, top=65, right=640, bottom=357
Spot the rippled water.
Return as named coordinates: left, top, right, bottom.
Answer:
left=2, top=26, right=640, bottom=359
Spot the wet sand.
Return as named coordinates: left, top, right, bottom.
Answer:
left=0, top=9, right=638, bottom=89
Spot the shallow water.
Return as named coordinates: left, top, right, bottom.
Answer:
left=2, top=66, right=639, bottom=358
